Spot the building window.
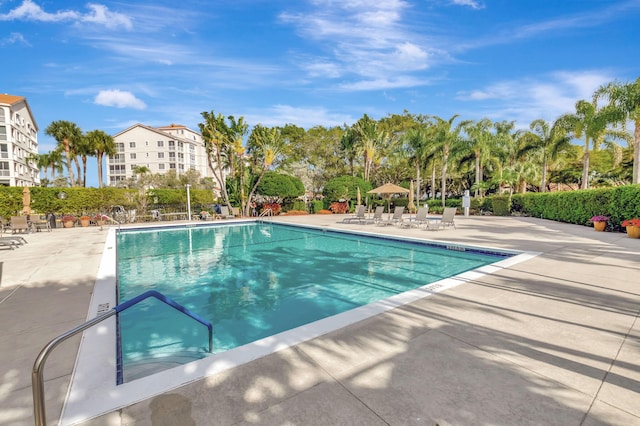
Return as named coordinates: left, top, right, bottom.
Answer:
left=169, top=152, right=175, bottom=159
left=0, top=161, right=9, bottom=176
left=169, top=163, right=176, bottom=169
left=130, top=153, right=137, bottom=159
left=0, top=144, right=7, bottom=159
left=129, top=142, right=136, bottom=148
left=157, top=140, right=164, bottom=147
left=0, top=126, right=6, bottom=141
left=178, top=164, right=185, bottom=171
left=178, top=153, right=184, bottom=160
left=158, top=152, right=165, bottom=158
left=168, top=140, right=175, bottom=149
left=158, top=163, right=165, bottom=170
left=116, top=143, right=125, bottom=152
left=178, top=141, right=183, bottom=149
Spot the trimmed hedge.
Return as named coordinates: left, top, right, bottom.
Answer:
left=511, top=185, right=640, bottom=227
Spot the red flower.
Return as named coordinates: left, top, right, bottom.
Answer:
left=621, top=218, right=640, bottom=227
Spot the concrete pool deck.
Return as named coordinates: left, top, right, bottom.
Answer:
left=0, top=215, right=639, bottom=425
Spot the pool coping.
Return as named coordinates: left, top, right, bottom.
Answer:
left=60, top=221, right=539, bottom=425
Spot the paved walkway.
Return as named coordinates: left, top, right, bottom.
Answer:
left=1, top=215, right=639, bottom=425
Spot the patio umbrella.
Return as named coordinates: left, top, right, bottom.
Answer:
left=408, top=181, right=415, bottom=213
left=22, top=186, right=31, bottom=215
left=368, top=183, right=409, bottom=219
left=356, top=187, right=361, bottom=206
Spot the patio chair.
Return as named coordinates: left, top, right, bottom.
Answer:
left=363, top=206, right=385, bottom=225
left=219, top=206, right=235, bottom=219
left=401, top=206, right=429, bottom=228
left=379, top=206, right=405, bottom=226
left=343, top=205, right=366, bottom=223
left=10, top=216, right=29, bottom=234
left=0, top=235, right=27, bottom=245
left=431, top=207, right=457, bottom=230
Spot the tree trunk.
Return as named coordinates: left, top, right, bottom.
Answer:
left=474, top=154, right=481, bottom=197
left=541, top=155, right=547, bottom=193
left=82, top=156, right=88, bottom=187
left=416, top=164, right=420, bottom=207
left=97, top=152, right=104, bottom=188
left=431, top=164, right=436, bottom=200
left=441, top=154, right=448, bottom=207
left=633, top=120, right=640, bottom=184
left=64, top=140, right=75, bottom=187
left=74, top=156, right=82, bottom=186
left=581, top=146, right=590, bottom=190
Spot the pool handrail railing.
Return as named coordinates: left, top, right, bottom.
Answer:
left=32, top=290, right=213, bottom=426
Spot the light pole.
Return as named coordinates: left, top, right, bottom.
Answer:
left=186, top=184, right=192, bottom=221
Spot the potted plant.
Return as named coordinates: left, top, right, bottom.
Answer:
left=621, top=218, right=640, bottom=239
left=93, top=214, right=109, bottom=226
left=590, top=215, right=609, bottom=232
left=61, top=215, right=76, bottom=228
left=79, top=215, right=91, bottom=227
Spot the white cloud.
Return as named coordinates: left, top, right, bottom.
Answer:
left=455, top=70, right=615, bottom=126
left=0, top=0, right=132, bottom=29
left=450, top=0, right=484, bottom=10
left=280, top=0, right=440, bottom=90
left=245, top=105, right=355, bottom=128
left=94, top=90, right=146, bottom=110
left=0, top=32, right=30, bottom=46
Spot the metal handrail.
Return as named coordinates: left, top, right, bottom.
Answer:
left=32, top=290, right=213, bottom=426
left=258, top=208, right=273, bottom=217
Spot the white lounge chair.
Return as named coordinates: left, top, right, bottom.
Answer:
left=432, top=207, right=457, bottom=230
left=343, top=205, right=366, bottom=223
left=219, top=206, right=235, bottom=219
left=363, top=206, right=385, bottom=225
left=401, top=206, right=429, bottom=228
left=379, top=206, right=405, bottom=226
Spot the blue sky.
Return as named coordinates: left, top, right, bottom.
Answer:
left=2, top=0, right=639, bottom=187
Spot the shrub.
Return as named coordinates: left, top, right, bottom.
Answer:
left=262, top=203, right=281, bottom=215
left=323, top=176, right=372, bottom=202
left=311, top=200, right=324, bottom=213
left=491, top=196, right=511, bottom=216
left=282, top=210, right=308, bottom=216
left=61, top=215, right=76, bottom=222
left=329, top=201, right=349, bottom=214
left=317, top=209, right=332, bottom=214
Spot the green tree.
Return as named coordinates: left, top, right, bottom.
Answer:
left=85, top=129, right=116, bottom=188
left=596, top=77, right=640, bottom=184
left=245, top=125, right=285, bottom=216
left=199, top=111, right=231, bottom=208
left=558, top=99, right=623, bottom=189
left=256, top=171, right=305, bottom=202
left=45, top=120, right=82, bottom=187
left=322, top=175, right=372, bottom=202
left=429, top=115, right=463, bottom=206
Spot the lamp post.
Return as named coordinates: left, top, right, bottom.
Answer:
left=186, top=184, right=192, bottom=221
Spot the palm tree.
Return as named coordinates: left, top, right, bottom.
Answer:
left=517, top=119, right=572, bottom=192
left=226, top=116, right=249, bottom=214
left=85, top=130, right=116, bottom=188
left=558, top=99, right=623, bottom=189
left=246, top=124, right=285, bottom=215
left=402, top=125, right=434, bottom=206
left=74, top=133, right=94, bottom=187
left=45, top=120, right=82, bottom=187
left=199, top=111, right=232, bottom=208
left=460, top=118, right=495, bottom=197
left=596, top=77, right=640, bottom=184
left=339, top=126, right=359, bottom=177
left=353, top=115, right=388, bottom=182
left=429, top=115, right=463, bottom=206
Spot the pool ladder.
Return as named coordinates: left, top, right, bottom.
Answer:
left=31, top=290, right=213, bottom=426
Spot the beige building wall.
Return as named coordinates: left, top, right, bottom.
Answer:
left=0, top=94, right=40, bottom=187
left=107, top=123, right=212, bottom=185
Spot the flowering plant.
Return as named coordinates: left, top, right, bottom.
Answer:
left=262, top=203, right=281, bottom=215
left=622, top=218, right=640, bottom=227
left=329, top=201, right=349, bottom=214
left=61, top=215, right=76, bottom=222
left=94, top=214, right=109, bottom=222
left=79, top=215, right=91, bottom=221
left=590, top=215, right=609, bottom=223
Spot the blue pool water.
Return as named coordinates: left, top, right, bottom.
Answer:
left=117, top=222, right=509, bottom=381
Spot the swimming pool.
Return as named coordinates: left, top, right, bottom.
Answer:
left=116, top=222, right=510, bottom=382
left=61, top=220, right=536, bottom=425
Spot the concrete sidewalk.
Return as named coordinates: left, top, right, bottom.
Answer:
left=1, top=215, right=639, bottom=425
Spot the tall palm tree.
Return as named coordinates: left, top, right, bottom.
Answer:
left=85, top=129, right=116, bottom=188
left=246, top=124, right=285, bottom=214
left=518, top=119, right=572, bottom=192
left=596, top=77, right=640, bottom=184
left=199, top=111, right=231, bottom=208
left=402, top=125, right=434, bottom=205
left=429, top=115, right=462, bottom=206
left=45, top=149, right=64, bottom=181
left=73, top=133, right=94, bottom=187
left=226, top=116, right=249, bottom=214
left=353, top=115, right=387, bottom=182
left=45, top=120, right=82, bottom=187
left=558, top=99, right=623, bottom=189
left=339, top=126, right=359, bottom=177
left=460, top=118, right=495, bottom=197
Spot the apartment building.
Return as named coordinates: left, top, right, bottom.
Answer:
left=107, top=123, right=213, bottom=185
left=0, top=94, right=40, bottom=186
